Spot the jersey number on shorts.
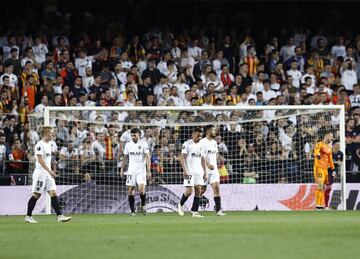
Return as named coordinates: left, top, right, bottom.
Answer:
left=35, top=181, right=44, bottom=191
left=187, top=175, right=192, bottom=185
left=126, top=175, right=132, bottom=184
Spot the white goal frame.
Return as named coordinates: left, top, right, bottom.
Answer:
left=43, top=105, right=347, bottom=212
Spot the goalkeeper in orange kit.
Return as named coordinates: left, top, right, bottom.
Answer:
left=313, top=132, right=335, bottom=210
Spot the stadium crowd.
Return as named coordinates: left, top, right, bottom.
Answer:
left=0, top=4, right=359, bottom=185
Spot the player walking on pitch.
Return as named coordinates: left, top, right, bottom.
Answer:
left=178, top=128, right=207, bottom=217
left=25, top=127, right=72, bottom=223
left=199, top=125, right=226, bottom=216
left=314, top=132, right=335, bottom=210
left=120, top=128, right=151, bottom=216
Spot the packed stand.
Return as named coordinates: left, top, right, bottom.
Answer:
left=0, top=13, right=359, bottom=185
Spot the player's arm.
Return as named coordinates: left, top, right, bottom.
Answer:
left=180, top=143, right=189, bottom=177
left=328, top=148, right=335, bottom=171
left=204, top=159, right=214, bottom=170
left=180, top=153, right=189, bottom=177
left=201, top=157, right=208, bottom=181
left=202, top=145, right=214, bottom=170
left=314, top=142, right=322, bottom=160
left=120, top=143, right=129, bottom=177
left=120, top=154, right=128, bottom=177
left=144, top=143, right=151, bottom=176
left=146, top=152, right=151, bottom=178
left=37, top=154, right=56, bottom=177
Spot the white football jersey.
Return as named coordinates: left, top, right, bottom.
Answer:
left=124, top=140, right=149, bottom=174
left=34, top=140, right=52, bottom=172
left=182, top=139, right=204, bottom=175
left=199, top=137, right=218, bottom=174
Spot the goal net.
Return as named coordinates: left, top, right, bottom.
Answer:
left=28, top=105, right=346, bottom=213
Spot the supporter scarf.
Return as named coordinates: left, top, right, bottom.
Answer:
left=105, top=136, right=113, bottom=160
left=221, top=72, right=232, bottom=87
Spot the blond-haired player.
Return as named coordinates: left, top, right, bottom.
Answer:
left=25, top=127, right=72, bottom=223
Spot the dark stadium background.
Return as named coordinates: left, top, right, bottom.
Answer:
left=0, top=1, right=358, bottom=37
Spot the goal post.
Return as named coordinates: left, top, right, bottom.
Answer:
left=35, top=105, right=346, bottom=213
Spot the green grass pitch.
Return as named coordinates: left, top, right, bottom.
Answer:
left=1, top=211, right=360, bottom=259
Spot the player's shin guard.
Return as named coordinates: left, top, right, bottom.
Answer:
left=180, top=194, right=189, bottom=206
left=51, top=196, right=62, bottom=216
left=324, top=186, right=331, bottom=208
left=214, top=196, right=221, bottom=212
left=192, top=196, right=200, bottom=212
left=140, top=193, right=146, bottom=206
left=315, top=190, right=325, bottom=208
left=128, top=195, right=135, bottom=213
left=26, top=196, right=38, bottom=216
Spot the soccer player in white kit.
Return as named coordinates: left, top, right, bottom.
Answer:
left=120, top=128, right=151, bottom=216
left=178, top=128, right=207, bottom=217
left=199, top=125, right=226, bottom=216
left=25, top=127, right=72, bottom=223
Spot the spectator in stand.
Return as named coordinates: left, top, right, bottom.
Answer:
left=141, top=58, right=161, bottom=85
left=220, top=65, right=234, bottom=92
left=31, top=36, right=49, bottom=65
left=193, top=50, right=211, bottom=80
left=8, top=139, right=26, bottom=174
left=126, top=35, right=146, bottom=64
left=0, top=64, right=18, bottom=90
left=331, top=36, right=346, bottom=64
left=280, top=37, right=296, bottom=62
left=59, top=141, right=79, bottom=174
left=21, top=47, right=41, bottom=72
left=41, top=61, right=56, bottom=81
left=2, top=35, right=19, bottom=62
left=0, top=133, right=9, bottom=174
left=285, top=47, right=306, bottom=73
left=75, top=48, right=104, bottom=78
left=4, top=48, right=21, bottom=76
left=340, top=59, right=357, bottom=92
left=241, top=46, right=259, bottom=78
left=287, top=60, right=302, bottom=90
left=261, top=80, right=277, bottom=103
left=138, top=74, right=154, bottom=105
left=238, top=63, right=253, bottom=91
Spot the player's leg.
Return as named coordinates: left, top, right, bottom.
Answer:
left=25, top=171, right=44, bottom=223
left=324, top=171, right=333, bottom=208
left=127, top=186, right=136, bottom=215
left=209, top=173, right=225, bottom=215
left=178, top=174, right=194, bottom=216
left=126, top=173, right=136, bottom=215
left=178, top=186, right=192, bottom=216
left=196, top=177, right=208, bottom=211
left=25, top=192, right=41, bottom=223
left=46, top=175, right=72, bottom=222
left=314, top=167, right=326, bottom=209
left=191, top=176, right=207, bottom=212
left=191, top=183, right=203, bottom=217
left=137, top=174, right=147, bottom=215
left=324, top=184, right=332, bottom=209
left=47, top=189, right=72, bottom=222
left=211, top=181, right=226, bottom=216
left=324, top=169, right=332, bottom=208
